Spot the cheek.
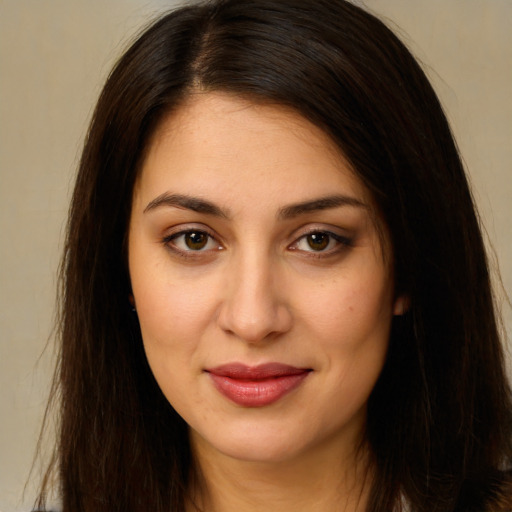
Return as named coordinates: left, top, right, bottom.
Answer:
left=300, top=270, right=393, bottom=396
left=133, top=278, right=207, bottom=409
left=135, top=282, right=212, bottom=365
left=131, top=266, right=226, bottom=406
left=138, top=285, right=206, bottom=333
left=303, top=271, right=393, bottom=345
left=310, top=279, right=392, bottom=409
left=130, top=246, right=215, bottom=339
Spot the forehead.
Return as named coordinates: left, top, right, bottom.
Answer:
left=136, top=92, right=373, bottom=209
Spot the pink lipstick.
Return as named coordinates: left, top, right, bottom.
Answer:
left=206, top=363, right=311, bottom=407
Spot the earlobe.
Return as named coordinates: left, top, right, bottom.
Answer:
left=393, top=295, right=410, bottom=316
left=129, top=294, right=136, bottom=312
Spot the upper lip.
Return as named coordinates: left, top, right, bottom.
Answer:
left=206, top=363, right=311, bottom=379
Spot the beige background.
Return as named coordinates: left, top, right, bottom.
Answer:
left=0, top=1, right=510, bottom=510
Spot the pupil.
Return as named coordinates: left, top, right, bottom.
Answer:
left=185, top=232, right=207, bottom=250
left=307, top=233, right=329, bottom=251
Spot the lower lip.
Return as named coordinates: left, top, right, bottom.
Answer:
left=208, top=371, right=310, bottom=407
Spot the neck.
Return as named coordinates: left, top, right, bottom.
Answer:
left=186, top=432, right=373, bottom=512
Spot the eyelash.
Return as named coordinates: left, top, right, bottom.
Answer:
left=289, top=230, right=353, bottom=258
left=162, top=228, right=353, bottom=259
left=162, top=228, right=222, bottom=259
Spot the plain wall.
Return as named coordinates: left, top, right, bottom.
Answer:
left=0, top=1, right=510, bottom=510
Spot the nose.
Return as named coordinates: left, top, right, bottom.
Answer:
left=217, top=252, right=293, bottom=344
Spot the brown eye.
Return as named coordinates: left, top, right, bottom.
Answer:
left=306, top=233, right=329, bottom=251
left=291, top=230, right=352, bottom=255
left=164, top=229, right=222, bottom=256
left=184, top=231, right=209, bottom=250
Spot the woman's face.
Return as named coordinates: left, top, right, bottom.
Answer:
left=128, top=92, right=401, bottom=464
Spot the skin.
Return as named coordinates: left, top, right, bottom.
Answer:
left=128, top=92, right=405, bottom=511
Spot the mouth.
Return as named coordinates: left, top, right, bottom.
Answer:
left=205, top=363, right=312, bottom=407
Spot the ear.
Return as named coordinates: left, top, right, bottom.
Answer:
left=129, top=294, right=136, bottom=308
left=393, top=294, right=410, bottom=316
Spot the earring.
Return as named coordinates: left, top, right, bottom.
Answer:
left=129, top=294, right=136, bottom=313
left=393, top=296, right=410, bottom=316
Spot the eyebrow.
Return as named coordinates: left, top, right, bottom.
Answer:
left=143, top=193, right=230, bottom=218
left=277, top=195, right=368, bottom=220
left=143, top=192, right=367, bottom=219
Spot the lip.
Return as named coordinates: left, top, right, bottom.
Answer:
left=206, top=363, right=311, bottom=407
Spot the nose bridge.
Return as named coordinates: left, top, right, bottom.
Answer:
left=219, top=243, right=291, bottom=343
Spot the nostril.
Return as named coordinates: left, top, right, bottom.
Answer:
left=216, top=268, right=293, bottom=342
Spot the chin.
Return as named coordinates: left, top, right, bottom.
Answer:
left=193, top=424, right=312, bottom=464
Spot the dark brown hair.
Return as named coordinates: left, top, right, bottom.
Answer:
left=36, top=0, right=512, bottom=510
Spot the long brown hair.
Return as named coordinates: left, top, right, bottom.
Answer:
left=36, top=1, right=512, bottom=510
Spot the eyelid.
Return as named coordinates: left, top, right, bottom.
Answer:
left=160, top=223, right=353, bottom=260
left=291, top=224, right=353, bottom=243
left=161, top=224, right=224, bottom=257
left=288, top=226, right=353, bottom=256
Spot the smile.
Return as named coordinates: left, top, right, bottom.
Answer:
left=206, top=363, right=311, bottom=407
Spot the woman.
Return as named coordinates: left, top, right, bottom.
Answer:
left=35, top=0, right=512, bottom=510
